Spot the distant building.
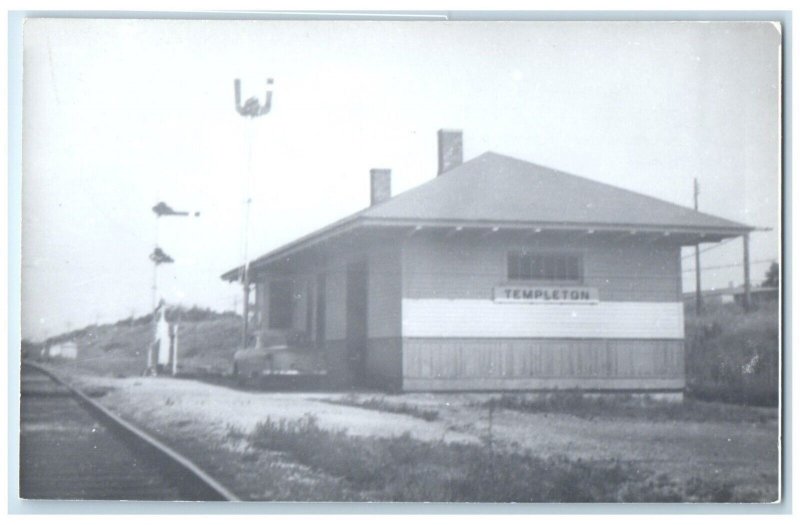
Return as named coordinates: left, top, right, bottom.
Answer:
left=223, top=130, right=753, bottom=393
left=684, top=284, right=779, bottom=308
left=47, top=341, right=78, bottom=360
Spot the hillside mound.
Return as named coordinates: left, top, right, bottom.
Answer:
left=30, top=308, right=241, bottom=377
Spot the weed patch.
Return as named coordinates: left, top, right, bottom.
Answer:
left=244, top=415, right=740, bottom=502
left=485, top=393, right=776, bottom=424
left=686, top=303, right=779, bottom=407
left=83, top=386, right=114, bottom=398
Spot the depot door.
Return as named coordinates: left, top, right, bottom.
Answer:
left=346, top=260, right=368, bottom=387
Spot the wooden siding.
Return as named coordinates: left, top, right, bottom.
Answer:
left=403, top=377, right=685, bottom=391
left=323, top=339, right=351, bottom=388
left=402, top=235, right=681, bottom=303
left=402, top=299, right=684, bottom=339
left=367, top=247, right=402, bottom=338
left=585, top=244, right=682, bottom=302
left=402, top=338, right=685, bottom=391
left=324, top=268, right=347, bottom=341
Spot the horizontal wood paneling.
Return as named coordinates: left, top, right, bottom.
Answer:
left=582, top=243, right=681, bottom=302
left=402, top=299, right=684, bottom=339
left=402, top=338, right=685, bottom=391
left=403, top=377, right=686, bottom=391
left=402, top=235, right=681, bottom=302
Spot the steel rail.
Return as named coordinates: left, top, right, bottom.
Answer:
left=22, top=361, right=240, bottom=502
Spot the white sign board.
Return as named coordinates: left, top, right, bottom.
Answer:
left=494, top=285, right=599, bottom=304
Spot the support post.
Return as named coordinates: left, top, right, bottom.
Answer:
left=172, top=323, right=179, bottom=376
left=148, top=218, right=159, bottom=372
left=147, top=203, right=197, bottom=374
left=694, top=244, right=702, bottom=315
left=694, top=178, right=703, bottom=315
left=743, top=233, right=752, bottom=311
left=242, top=280, right=250, bottom=348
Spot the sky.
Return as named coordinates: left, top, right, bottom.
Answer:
left=21, top=19, right=781, bottom=341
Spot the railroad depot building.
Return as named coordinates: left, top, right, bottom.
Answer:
left=222, top=130, right=753, bottom=392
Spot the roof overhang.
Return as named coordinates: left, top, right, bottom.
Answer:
left=220, top=216, right=754, bottom=282
left=360, top=217, right=753, bottom=237
left=221, top=216, right=365, bottom=282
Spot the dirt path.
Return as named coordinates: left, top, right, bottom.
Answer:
left=68, top=374, right=779, bottom=502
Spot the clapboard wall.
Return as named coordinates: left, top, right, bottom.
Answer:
left=399, top=233, right=685, bottom=391
left=251, top=231, right=685, bottom=391
left=402, top=234, right=681, bottom=302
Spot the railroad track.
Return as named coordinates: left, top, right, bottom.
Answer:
left=19, top=362, right=239, bottom=501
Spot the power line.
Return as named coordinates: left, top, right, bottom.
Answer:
left=682, top=258, right=776, bottom=273
left=681, top=236, right=739, bottom=260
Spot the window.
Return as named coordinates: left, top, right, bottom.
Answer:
left=508, top=252, right=582, bottom=282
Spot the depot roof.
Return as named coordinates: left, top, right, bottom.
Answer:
left=222, top=151, right=752, bottom=281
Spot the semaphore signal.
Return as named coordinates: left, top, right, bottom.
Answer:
left=146, top=201, right=200, bottom=374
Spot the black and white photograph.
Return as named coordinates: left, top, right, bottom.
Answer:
left=16, top=16, right=782, bottom=505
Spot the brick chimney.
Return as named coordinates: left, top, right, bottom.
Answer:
left=370, top=168, right=391, bottom=206
left=437, top=129, right=463, bottom=175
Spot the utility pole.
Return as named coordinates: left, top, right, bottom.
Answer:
left=694, top=178, right=703, bottom=315
left=234, top=77, right=274, bottom=348
left=743, top=233, right=752, bottom=311
left=242, top=282, right=251, bottom=348
left=242, top=196, right=252, bottom=349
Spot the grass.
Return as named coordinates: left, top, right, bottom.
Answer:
left=321, top=395, right=439, bottom=422
left=239, top=414, right=743, bottom=502
left=685, top=302, right=779, bottom=407
left=484, top=392, right=777, bottom=424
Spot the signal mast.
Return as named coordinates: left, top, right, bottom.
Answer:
left=234, top=78, right=274, bottom=348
